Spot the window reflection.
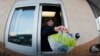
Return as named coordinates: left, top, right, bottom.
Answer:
left=8, top=7, right=35, bottom=46
left=96, top=16, right=100, bottom=30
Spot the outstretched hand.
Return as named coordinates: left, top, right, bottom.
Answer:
left=54, top=26, right=69, bottom=33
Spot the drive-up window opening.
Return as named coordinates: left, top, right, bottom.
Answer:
left=41, top=4, right=66, bottom=52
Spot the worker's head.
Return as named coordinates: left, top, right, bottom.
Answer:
left=46, top=19, right=54, bottom=26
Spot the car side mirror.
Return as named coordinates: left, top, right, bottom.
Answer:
left=90, top=44, right=100, bottom=53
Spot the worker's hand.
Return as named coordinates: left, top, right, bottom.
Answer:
left=54, top=26, right=65, bottom=32
left=63, top=28, right=69, bottom=33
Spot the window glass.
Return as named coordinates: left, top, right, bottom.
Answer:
left=96, top=16, right=100, bottom=30
left=8, top=7, right=35, bottom=46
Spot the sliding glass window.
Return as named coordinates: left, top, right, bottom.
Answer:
left=8, top=6, right=35, bottom=46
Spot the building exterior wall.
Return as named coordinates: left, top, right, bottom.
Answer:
left=62, top=0, right=98, bottom=45
left=0, top=0, right=15, bottom=42
left=0, top=0, right=98, bottom=46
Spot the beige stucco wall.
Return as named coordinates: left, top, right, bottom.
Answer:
left=0, top=0, right=15, bottom=42
left=62, top=0, right=98, bottom=45
left=0, top=0, right=98, bottom=46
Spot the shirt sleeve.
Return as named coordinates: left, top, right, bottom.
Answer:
left=41, top=26, right=57, bottom=37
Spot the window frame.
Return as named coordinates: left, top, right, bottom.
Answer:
left=5, top=0, right=69, bottom=55
left=37, top=2, right=69, bottom=54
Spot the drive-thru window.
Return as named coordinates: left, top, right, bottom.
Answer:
left=5, top=0, right=68, bottom=55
